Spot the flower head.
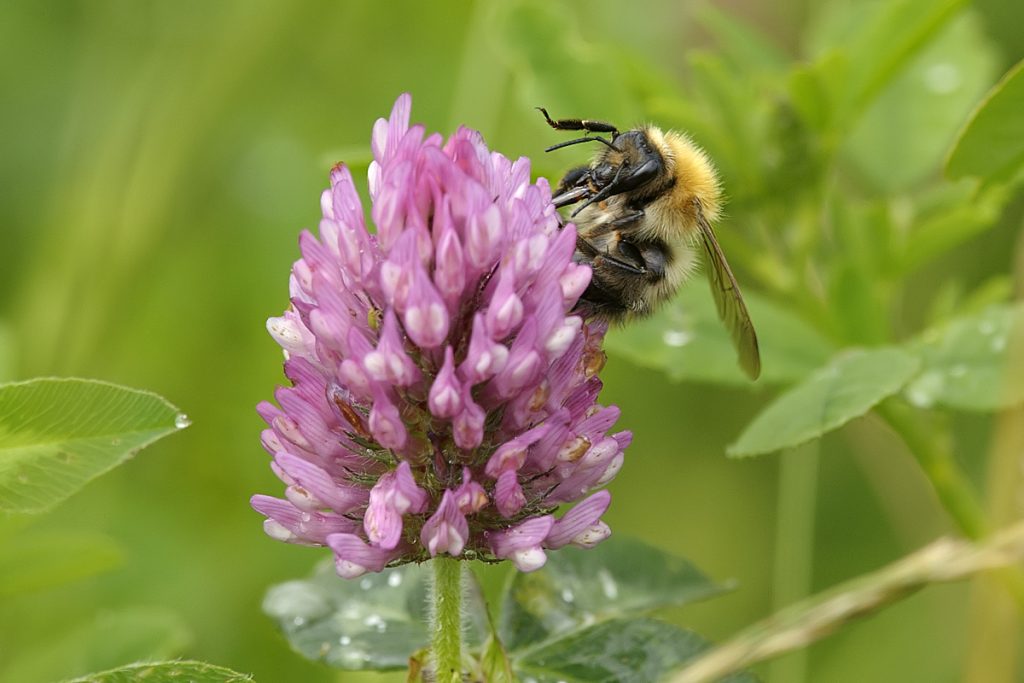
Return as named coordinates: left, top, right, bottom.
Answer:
left=252, top=94, right=629, bottom=576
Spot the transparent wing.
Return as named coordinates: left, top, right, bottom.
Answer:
left=696, top=209, right=761, bottom=380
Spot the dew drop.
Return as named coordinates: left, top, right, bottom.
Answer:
left=597, top=569, right=619, bottom=600
left=387, top=572, right=403, bottom=587
left=110, top=437, right=121, bottom=446
left=364, top=613, right=386, bottom=631
left=359, top=577, right=374, bottom=590
left=905, top=371, right=945, bottom=409
left=175, top=413, right=192, bottom=429
left=291, top=616, right=306, bottom=627
left=924, top=62, right=961, bottom=94
left=560, top=588, right=575, bottom=603
left=340, top=604, right=362, bottom=619
left=339, top=648, right=368, bottom=666
left=339, top=635, right=352, bottom=646
left=662, top=329, right=693, bottom=348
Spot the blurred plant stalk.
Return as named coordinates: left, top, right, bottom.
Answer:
left=768, top=443, right=819, bottom=683
left=963, top=226, right=1024, bottom=683
left=14, top=2, right=294, bottom=376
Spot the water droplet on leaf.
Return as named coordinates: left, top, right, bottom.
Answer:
left=924, top=62, right=961, bottom=94
left=339, top=648, right=368, bottom=667
left=905, top=371, right=945, bottom=408
left=597, top=568, right=619, bottom=600
left=175, top=413, right=192, bottom=429
left=662, top=329, right=693, bottom=347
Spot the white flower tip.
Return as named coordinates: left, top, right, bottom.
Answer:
left=264, top=520, right=296, bottom=543
left=512, top=547, right=548, bottom=572
left=335, top=559, right=369, bottom=579
left=570, top=522, right=611, bottom=549
left=267, top=316, right=306, bottom=351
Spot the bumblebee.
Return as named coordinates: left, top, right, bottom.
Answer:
left=540, top=108, right=761, bottom=380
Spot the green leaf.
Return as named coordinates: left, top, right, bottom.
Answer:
left=605, top=284, right=834, bottom=386
left=843, top=11, right=998, bottom=192
left=806, top=0, right=967, bottom=126
left=513, top=617, right=756, bottom=683
left=895, top=180, right=1009, bottom=274
left=947, top=59, right=1024, bottom=181
left=0, top=322, right=14, bottom=383
left=0, top=531, right=122, bottom=598
left=480, top=635, right=516, bottom=683
left=0, top=378, right=188, bottom=514
left=787, top=56, right=845, bottom=134
left=263, top=560, right=489, bottom=671
left=0, top=607, right=191, bottom=683
left=904, top=303, right=1024, bottom=411
left=499, top=536, right=724, bottom=653
left=728, top=348, right=921, bottom=457
left=60, top=661, right=253, bottom=683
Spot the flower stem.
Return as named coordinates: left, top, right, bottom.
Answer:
left=431, top=556, right=463, bottom=683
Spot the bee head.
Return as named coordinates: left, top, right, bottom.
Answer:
left=601, top=130, right=663, bottom=177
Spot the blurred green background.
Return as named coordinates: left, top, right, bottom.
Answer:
left=1, top=1, right=1022, bottom=681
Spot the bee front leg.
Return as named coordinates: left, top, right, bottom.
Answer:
left=537, top=108, right=618, bottom=136
left=608, top=210, right=645, bottom=227
left=555, top=165, right=590, bottom=197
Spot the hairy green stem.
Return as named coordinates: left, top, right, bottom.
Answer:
left=431, top=557, right=464, bottom=683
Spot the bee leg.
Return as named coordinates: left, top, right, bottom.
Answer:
left=553, top=186, right=591, bottom=209
left=537, top=107, right=618, bottom=136
left=608, top=210, right=645, bottom=227
left=572, top=158, right=663, bottom=220
left=556, top=166, right=590, bottom=196
left=570, top=164, right=626, bottom=217
left=578, top=236, right=646, bottom=275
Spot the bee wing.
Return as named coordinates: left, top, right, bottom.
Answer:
left=695, top=209, right=761, bottom=380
